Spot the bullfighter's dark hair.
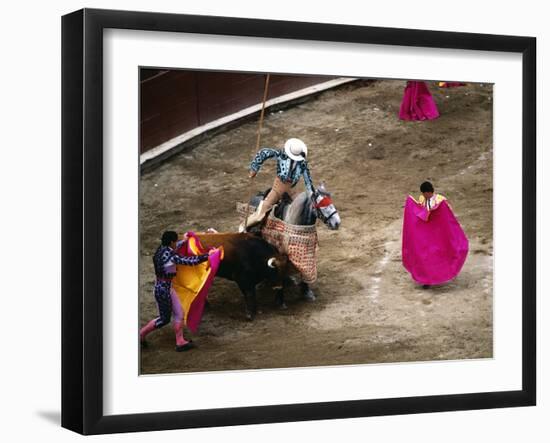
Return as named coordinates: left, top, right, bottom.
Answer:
left=420, top=181, right=434, bottom=193
left=161, top=231, right=178, bottom=246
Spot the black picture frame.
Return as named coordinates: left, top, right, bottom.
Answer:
left=61, top=8, right=536, bottom=435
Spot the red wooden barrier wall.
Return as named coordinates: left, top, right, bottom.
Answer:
left=140, top=70, right=334, bottom=153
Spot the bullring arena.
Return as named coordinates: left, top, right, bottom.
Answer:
left=139, top=76, right=493, bottom=374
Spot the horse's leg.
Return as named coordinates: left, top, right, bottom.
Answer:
left=301, top=282, right=316, bottom=301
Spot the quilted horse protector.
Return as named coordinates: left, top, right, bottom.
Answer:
left=261, top=213, right=318, bottom=284
left=237, top=203, right=319, bottom=284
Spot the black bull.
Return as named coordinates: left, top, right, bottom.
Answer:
left=196, top=232, right=297, bottom=320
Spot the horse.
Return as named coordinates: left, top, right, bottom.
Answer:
left=249, top=181, right=341, bottom=308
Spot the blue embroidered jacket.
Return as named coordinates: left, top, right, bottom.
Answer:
left=153, top=243, right=208, bottom=279
left=249, top=148, right=314, bottom=193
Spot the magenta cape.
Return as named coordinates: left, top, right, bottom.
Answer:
left=402, top=196, right=468, bottom=285
left=399, top=81, right=440, bottom=121
left=174, top=232, right=223, bottom=333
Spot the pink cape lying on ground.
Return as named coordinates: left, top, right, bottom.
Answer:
left=175, top=232, right=223, bottom=333
left=399, top=81, right=440, bottom=121
left=402, top=196, right=468, bottom=285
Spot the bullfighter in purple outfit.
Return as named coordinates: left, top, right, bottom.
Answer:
left=139, top=230, right=213, bottom=352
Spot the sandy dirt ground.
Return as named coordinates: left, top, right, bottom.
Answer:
left=139, top=79, right=493, bottom=374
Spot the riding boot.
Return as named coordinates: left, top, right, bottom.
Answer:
left=240, top=200, right=269, bottom=232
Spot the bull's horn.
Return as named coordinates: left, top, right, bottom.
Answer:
left=267, top=257, right=277, bottom=268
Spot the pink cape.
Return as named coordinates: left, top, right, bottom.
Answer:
left=175, top=232, right=223, bottom=333
left=399, top=81, right=440, bottom=121
left=402, top=196, right=468, bottom=285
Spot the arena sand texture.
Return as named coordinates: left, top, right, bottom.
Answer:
left=139, top=79, right=493, bottom=374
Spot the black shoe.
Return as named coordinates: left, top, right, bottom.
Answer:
left=422, top=284, right=430, bottom=289
left=175, top=341, right=196, bottom=352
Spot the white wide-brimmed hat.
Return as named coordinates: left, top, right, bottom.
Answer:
left=284, top=138, right=308, bottom=161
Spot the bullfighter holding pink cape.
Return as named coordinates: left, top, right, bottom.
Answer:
left=402, top=181, right=469, bottom=287
left=399, top=81, right=440, bottom=121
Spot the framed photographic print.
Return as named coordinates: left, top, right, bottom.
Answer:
left=61, top=8, right=536, bottom=435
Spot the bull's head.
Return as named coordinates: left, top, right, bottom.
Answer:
left=266, top=253, right=295, bottom=285
left=266, top=254, right=288, bottom=273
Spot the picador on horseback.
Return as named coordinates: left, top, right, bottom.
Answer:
left=240, top=138, right=314, bottom=232
left=239, top=137, right=341, bottom=307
